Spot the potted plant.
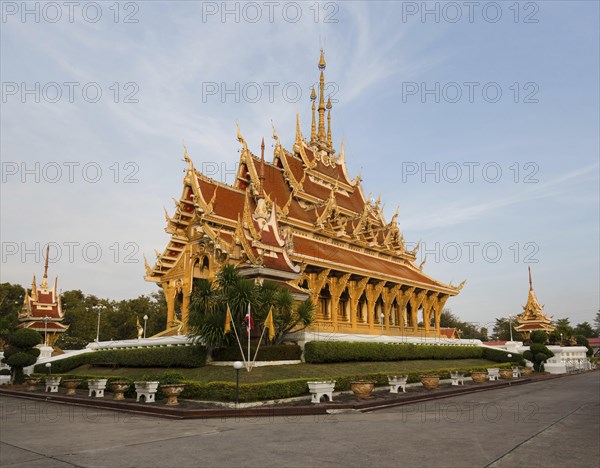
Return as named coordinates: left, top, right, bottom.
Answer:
left=520, top=367, right=533, bottom=376
left=109, top=381, right=130, bottom=400
left=420, top=374, right=440, bottom=390
left=62, top=379, right=82, bottom=395
left=470, top=371, right=487, bottom=383
left=45, top=376, right=62, bottom=392
left=350, top=381, right=376, bottom=398
left=499, top=369, right=513, bottom=379
left=24, top=376, right=41, bottom=391
left=158, top=372, right=186, bottom=406
left=87, top=379, right=108, bottom=398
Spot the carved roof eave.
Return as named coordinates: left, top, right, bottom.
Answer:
left=292, top=251, right=458, bottom=296
left=236, top=217, right=260, bottom=265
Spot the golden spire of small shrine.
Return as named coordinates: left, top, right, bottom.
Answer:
left=31, top=275, right=38, bottom=301
left=41, top=245, right=50, bottom=289
left=317, top=49, right=326, bottom=142
left=528, top=265, right=533, bottom=290
left=326, top=96, right=332, bottom=147
left=310, top=86, right=317, bottom=142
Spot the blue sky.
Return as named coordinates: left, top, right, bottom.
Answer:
left=1, top=1, right=598, bottom=329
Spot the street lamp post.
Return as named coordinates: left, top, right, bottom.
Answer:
left=45, top=362, right=51, bottom=375
left=233, top=361, right=243, bottom=406
left=42, top=316, right=50, bottom=346
left=508, top=315, right=514, bottom=342
left=379, top=312, right=385, bottom=335
left=143, top=315, right=148, bottom=339
left=94, top=305, right=103, bottom=343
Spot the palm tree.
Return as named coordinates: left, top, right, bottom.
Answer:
left=188, top=265, right=314, bottom=348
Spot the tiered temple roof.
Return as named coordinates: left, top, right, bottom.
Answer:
left=19, top=246, right=69, bottom=344
left=514, top=267, right=555, bottom=338
left=146, top=51, right=464, bottom=336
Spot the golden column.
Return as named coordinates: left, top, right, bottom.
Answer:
left=348, top=277, right=368, bottom=331
left=329, top=274, right=350, bottom=331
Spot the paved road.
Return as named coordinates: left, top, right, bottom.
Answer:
left=1, top=372, right=598, bottom=468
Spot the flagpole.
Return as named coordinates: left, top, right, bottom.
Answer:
left=228, top=306, right=247, bottom=368
left=252, top=326, right=268, bottom=367
left=247, top=303, right=251, bottom=372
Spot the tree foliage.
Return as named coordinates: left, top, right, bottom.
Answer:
left=439, top=309, right=488, bottom=340
left=0, top=282, right=24, bottom=337
left=188, top=265, right=314, bottom=349
left=1, top=329, right=43, bottom=383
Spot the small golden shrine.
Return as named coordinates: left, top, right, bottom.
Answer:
left=146, top=51, right=464, bottom=337
left=514, top=267, right=555, bottom=339
left=19, top=246, right=69, bottom=345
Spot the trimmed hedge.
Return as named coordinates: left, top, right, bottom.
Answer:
left=212, top=345, right=302, bottom=362
left=304, top=342, right=524, bottom=365
left=33, top=346, right=207, bottom=374
left=186, top=363, right=513, bottom=401
left=39, top=363, right=512, bottom=402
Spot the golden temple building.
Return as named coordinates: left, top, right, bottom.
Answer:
left=514, top=267, right=555, bottom=339
left=146, top=51, right=464, bottom=338
left=19, top=246, right=69, bottom=345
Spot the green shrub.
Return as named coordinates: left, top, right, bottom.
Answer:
left=530, top=330, right=548, bottom=344
left=524, top=343, right=554, bottom=371
left=2, top=329, right=43, bottom=383
left=0, top=369, right=11, bottom=376
left=481, top=347, right=525, bottom=365
left=9, top=329, right=43, bottom=348
left=212, top=345, right=302, bottom=361
left=55, top=335, right=89, bottom=350
left=304, top=342, right=486, bottom=363
left=33, top=346, right=207, bottom=373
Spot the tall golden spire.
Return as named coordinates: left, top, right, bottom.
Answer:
left=310, top=86, right=317, bottom=142
left=41, top=245, right=50, bottom=289
left=259, top=137, right=265, bottom=196
left=317, top=49, right=326, bottom=142
left=528, top=265, right=533, bottom=291
left=326, top=96, right=332, bottom=147
left=295, top=113, right=303, bottom=146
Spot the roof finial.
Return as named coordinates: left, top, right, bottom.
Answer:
left=528, top=266, right=533, bottom=291
left=259, top=137, right=265, bottom=194
left=317, top=50, right=326, bottom=142
left=41, top=245, right=50, bottom=289
left=310, top=86, right=317, bottom=142
left=326, top=96, right=333, bottom=147
left=295, top=113, right=303, bottom=146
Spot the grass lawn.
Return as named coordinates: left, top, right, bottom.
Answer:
left=66, top=359, right=498, bottom=383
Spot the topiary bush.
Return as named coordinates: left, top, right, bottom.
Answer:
left=33, top=345, right=207, bottom=374
left=530, top=330, right=548, bottom=344
left=212, top=344, right=302, bottom=361
left=1, top=329, right=43, bottom=383
left=523, top=343, right=554, bottom=371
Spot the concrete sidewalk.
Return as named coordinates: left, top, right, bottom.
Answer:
left=1, top=372, right=598, bottom=467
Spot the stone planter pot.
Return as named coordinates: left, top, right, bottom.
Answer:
left=134, top=381, right=160, bottom=403
left=24, top=377, right=41, bottom=391
left=45, top=376, right=62, bottom=393
left=87, top=379, right=108, bottom=398
left=160, top=384, right=186, bottom=406
left=387, top=375, right=408, bottom=393
left=470, top=372, right=487, bottom=384
left=420, top=375, right=440, bottom=390
left=521, top=367, right=533, bottom=376
left=63, top=379, right=82, bottom=395
left=110, top=381, right=130, bottom=401
left=307, top=381, right=336, bottom=403
left=350, top=381, right=375, bottom=398
left=499, top=369, right=513, bottom=379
